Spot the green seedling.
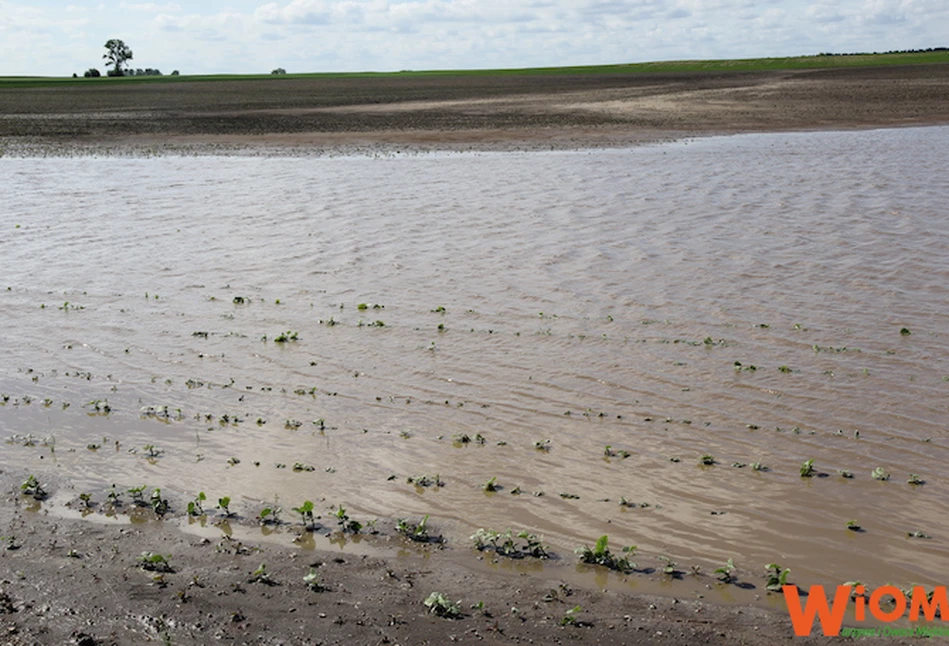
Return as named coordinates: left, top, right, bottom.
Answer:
left=424, top=591, right=462, bottom=619
left=151, top=488, right=169, bottom=516
left=217, top=496, right=232, bottom=517
left=142, top=444, right=162, bottom=458
left=249, top=563, right=274, bottom=584
left=908, top=530, right=932, bottom=539
left=259, top=505, right=281, bottom=525
left=838, top=470, right=854, bottom=478
left=900, top=327, right=912, bottom=336
left=908, top=473, right=925, bottom=485
left=483, top=477, right=499, bottom=492
left=139, top=552, right=172, bottom=572
left=303, top=567, right=323, bottom=592
left=534, top=439, right=551, bottom=451
left=471, top=529, right=513, bottom=556
left=86, top=399, right=111, bottom=413
left=846, top=520, right=862, bottom=531
left=517, top=531, right=549, bottom=559
left=800, top=459, right=816, bottom=477
left=560, top=605, right=583, bottom=626
left=778, top=365, right=792, bottom=373
left=20, top=475, right=47, bottom=500
left=333, top=505, right=362, bottom=534
left=871, top=467, right=890, bottom=481
left=575, top=535, right=635, bottom=573
left=659, top=555, right=680, bottom=577
left=128, top=485, right=147, bottom=505
left=700, top=454, right=716, bottom=466
left=714, top=558, right=737, bottom=583
left=78, top=493, right=93, bottom=509
left=765, top=563, right=790, bottom=591
left=471, top=528, right=548, bottom=559
left=396, top=515, right=441, bottom=543
left=407, top=474, right=444, bottom=487
left=292, top=500, right=315, bottom=528
left=273, top=331, right=299, bottom=343
left=187, top=492, right=207, bottom=516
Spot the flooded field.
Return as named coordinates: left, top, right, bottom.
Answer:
left=2, top=126, right=948, bottom=600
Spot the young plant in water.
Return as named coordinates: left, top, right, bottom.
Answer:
left=483, top=477, right=499, bottom=492
left=800, top=459, right=816, bottom=478
left=700, top=454, right=716, bottom=466
left=424, top=592, right=462, bottom=619
left=259, top=504, right=281, bottom=525
left=575, top=535, right=635, bottom=573
left=333, top=505, right=362, bottom=534
left=659, top=555, right=681, bottom=577
left=765, top=563, right=790, bottom=591
left=150, top=488, right=169, bottom=516
left=714, top=558, right=737, bottom=583
left=187, top=492, right=207, bottom=516
left=292, top=500, right=315, bottom=528
left=217, top=496, right=233, bottom=517
left=871, top=467, right=890, bottom=481
left=908, top=473, right=925, bottom=485
left=128, top=485, right=147, bottom=505
left=407, top=474, right=444, bottom=488
left=20, top=475, right=47, bottom=500
left=396, top=515, right=440, bottom=543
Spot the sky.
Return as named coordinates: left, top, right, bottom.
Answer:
left=1, top=0, right=947, bottom=76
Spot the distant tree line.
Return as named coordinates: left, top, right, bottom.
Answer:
left=817, top=46, right=947, bottom=56
left=75, top=39, right=179, bottom=79
left=81, top=66, right=179, bottom=78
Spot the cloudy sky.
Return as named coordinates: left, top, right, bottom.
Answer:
left=1, top=0, right=946, bottom=76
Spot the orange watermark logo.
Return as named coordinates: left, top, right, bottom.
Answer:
left=785, top=585, right=949, bottom=637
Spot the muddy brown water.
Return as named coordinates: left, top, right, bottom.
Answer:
left=1, top=127, right=948, bottom=601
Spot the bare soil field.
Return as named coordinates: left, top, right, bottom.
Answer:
left=1, top=63, right=948, bottom=153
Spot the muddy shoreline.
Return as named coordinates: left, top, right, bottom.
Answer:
left=2, top=63, right=949, bottom=154
left=0, top=471, right=909, bottom=645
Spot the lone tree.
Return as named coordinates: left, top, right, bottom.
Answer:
left=103, top=39, right=133, bottom=77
